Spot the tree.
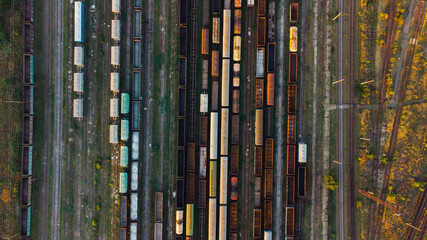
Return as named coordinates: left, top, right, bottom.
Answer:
left=0, top=188, right=11, bottom=203
left=325, top=175, right=338, bottom=190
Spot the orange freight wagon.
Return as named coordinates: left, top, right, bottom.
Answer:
left=287, top=145, right=296, bottom=175
left=234, top=10, right=241, bottom=34
left=288, top=84, right=297, bottom=113
left=287, top=115, right=296, bottom=144
left=265, top=138, right=274, bottom=169
left=266, top=73, right=275, bottom=106
left=264, top=200, right=273, bottom=229
left=201, top=28, right=209, bottom=55
left=212, top=51, right=219, bottom=76
left=264, top=169, right=273, bottom=199
left=253, top=209, right=262, bottom=238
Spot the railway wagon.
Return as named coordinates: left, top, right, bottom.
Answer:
left=265, top=230, right=273, bottom=240
left=258, top=0, right=266, bottom=16
left=266, top=73, right=275, bottom=106
left=213, top=17, right=220, bottom=43
left=200, top=147, right=207, bottom=178
left=186, top=204, right=194, bottom=236
left=209, top=161, right=217, bottom=197
left=254, top=177, right=262, bottom=207
left=110, top=98, right=119, bottom=118
left=177, top=179, right=184, bottom=208
left=130, top=192, right=138, bottom=221
left=253, top=209, right=262, bottom=238
left=202, top=59, right=209, bottom=90
left=267, top=1, right=276, bottom=42
left=74, top=46, right=84, bottom=66
left=289, top=26, right=298, bottom=52
left=256, top=48, right=265, bottom=77
left=187, top=142, right=196, bottom=173
left=21, top=176, right=31, bottom=206
left=223, top=10, right=231, bottom=58
left=231, top=115, right=239, bottom=144
left=200, top=93, right=207, bottom=115
left=264, top=169, right=273, bottom=199
left=219, top=157, right=229, bottom=205
left=264, top=200, right=273, bottom=229
left=74, top=1, right=84, bottom=43
left=187, top=172, right=195, bottom=202
left=23, top=115, right=33, bottom=145
left=210, top=112, right=218, bottom=159
left=179, top=57, right=187, bottom=86
left=233, top=63, right=240, bottom=87
left=24, top=23, right=34, bottom=53
left=212, top=81, right=219, bottom=111
left=208, top=198, right=217, bottom=240
left=20, top=206, right=31, bottom=237
left=230, top=145, right=239, bottom=176
left=119, top=173, right=127, bottom=193
left=199, top=179, right=207, bottom=208
left=121, top=93, right=130, bottom=114
left=289, top=53, right=298, bottom=83
left=180, top=26, right=187, bottom=56
left=290, top=3, right=299, bottom=23
left=179, top=88, right=186, bottom=116
left=119, top=227, right=126, bottom=240
left=120, top=196, right=127, bottom=227
left=287, top=115, right=297, bottom=144
left=220, top=108, right=229, bottom=155
left=23, top=54, right=34, bottom=84
left=267, top=43, right=276, bottom=73
left=287, top=145, right=296, bottom=175
left=234, top=0, right=242, bottom=8
left=212, top=51, right=220, bottom=76
left=180, top=0, right=187, bottom=25
left=23, top=85, right=34, bottom=115
left=221, top=59, right=230, bottom=107
left=22, top=146, right=33, bottom=176
left=176, top=210, right=184, bottom=235
left=257, top=17, right=266, bottom=46
left=155, top=192, right=163, bottom=222
left=134, top=10, right=141, bottom=38
left=229, top=201, right=238, bottom=232
left=178, top=149, right=185, bottom=178
left=219, top=206, right=227, bottom=240
left=288, top=84, right=297, bottom=113
left=154, top=223, right=162, bottom=240
left=265, top=107, right=274, bottom=138
left=202, top=28, right=209, bottom=55
left=234, top=10, right=241, bottom=34
left=112, top=72, right=120, bottom=93
left=233, top=36, right=241, bottom=61
left=232, top=90, right=240, bottom=114
left=255, top=109, right=263, bottom=146
left=73, top=73, right=83, bottom=93
left=298, top=167, right=306, bottom=197
left=121, top=119, right=130, bottom=141
left=133, top=40, right=141, bottom=68
left=200, top=116, right=208, bottom=146
left=255, top=78, right=264, bottom=108
left=24, top=0, right=34, bottom=22
left=111, top=19, right=120, bottom=40
left=130, top=162, right=138, bottom=191
left=286, top=207, right=295, bottom=236
left=254, top=146, right=263, bottom=176
left=287, top=176, right=295, bottom=205
left=265, top=138, right=274, bottom=169
left=112, top=0, right=120, bottom=13
left=298, top=142, right=307, bottom=163
left=213, top=0, right=220, bottom=13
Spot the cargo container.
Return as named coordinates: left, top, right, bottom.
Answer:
left=254, top=146, right=263, bottom=176
left=221, top=59, right=230, bottom=107
left=213, top=0, right=220, bottom=13
left=73, top=72, right=84, bottom=92
left=180, top=0, right=187, bottom=25
left=24, top=23, right=34, bottom=53
left=176, top=210, right=184, bottom=235
left=230, top=177, right=238, bottom=200
left=265, top=230, right=273, bottom=240
left=186, top=204, right=194, bottom=236
left=234, top=10, right=241, bottom=34
left=134, top=10, right=141, bottom=38
left=223, top=9, right=231, bottom=58
left=23, top=54, right=34, bottom=84
left=266, top=109, right=273, bottom=138
left=187, top=142, right=196, bottom=173
left=288, top=84, right=297, bottom=113
left=119, top=227, right=127, bottom=240
left=230, top=233, right=238, bottom=240
left=264, top=169, right=273, bottom=199
left=178, top=118, right=185, bottom=147
left=212, top=18, right=220, bottom=44
left=132, top=101, right=140, bottom=130
left=133, top=40, right=141, bottom=68
left=131, top=132, right=139, bottom=160
left=177, top=179, right=184, bottom=208
left=255, top=109, right=263, bottom=146
left=121, top=119, right=129, bottom=141
left=179, top=57, right=187, bottom=86
left=257, top=17, right=266, bottom=46
left=119, top=172, right=127, bottom=193
left=219, top=157, right=228, bottom=205
left=111, top=19, right=120, bottom=40
left=212, top=51, right=220, bottom=76
left=179, top=88, right=186, bottom=117
left=202, top=28, right=209, bottom=55
left=286, top=207, right=295, bottom=236
left=289, top=53, right=298, bottom=83
left=219, top=205, right=227, bottom=240
left=186, top=173, right=195, bottom=202
left=111, top=46, right=120, bottom=65
left=290, top=3, right=299, bottom=23
left=121, top=93, right=130, bottom=114
left=287, top=115, right=296, bottom=144
left=231, top=115, right=239, bottom=144
left=200, top=117, right=208, bottom=147
left=180, top=27, right=187, bottom=56
left=209, top=161, right=217, bottom=197
left=208, top=198, right=217, bottom=240
left=21, top=177, right=31, bottom=206
left=264, top=200, right=273, bottom=229
left=199, top=179, right=207, bottom=208
left=220, top=109, right=229, bottom=155
left=268, top=2, right=276, bottom=42
left=209, top=112, right=218, bottom=159
left=289, top=26, right=298, bottom=52
left=20, top=206, right=31, bottom=237
left=255, top=78, right=264, bottom=108
left=235, top=0, right=241, bottom=8
left=287, top=176, right=295, bottom=206
left=298, top=167, right=306, bottom=197
left=119, top=195, right=127, bottom=227
left=120, top=146, right=129, bottom=168
left=23, top=85, right=34, bottom=115
left=130, top=222, right=137, bottom=240
left=233, top=36, right=241, bottom=61
left=267, top=43, right=276, bottom=73
left=266, top=73, right=275, bottom=106
left=202, top=59, right=208, bottom=90
left=287, top=145, right=296, bottom=175
left=24, top=0, right=34, bottom=22
left=253, top=209, right=262, bottom=238
left=154, top=223, right=162, bottom=240
left=258, top=0, right=266, bottom=16
left=229, top=201, right=238, bottom=232
left=74, top=46, right=84, bottom=66
left=22, top=146, right=33, bottom=176
left=233, top=63, right=240, bottom=87
left=112, top=0, right=120, bottom=13
left=265, top=138, right=274, bottom=169
left=212, top=81, right=219, bottom=111
left=23, top=116, right=33, bottom=144
left=111, top=72, right=120, bottom=93
left=109, top=124, right=118, bottom=144
left=256, top=48, right=265, bottom=78
left=230, top=145, right=239, bottom=176
left=73, top=98, right=83, bottom=119
left=298, top=143, right=307, bottom=163
left=74, top=2, right=84, bottom=43
left=254, top=177, right=262, bottom=207
left=178, top=149, right=185, bottom=178
left=130, top=162, right=138, bottom=191
left=110, top=98, right=119, bottom=118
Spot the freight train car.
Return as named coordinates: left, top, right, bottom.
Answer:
left=212, top=51, right=220, bottom=76
left=200, top=116, right=208, bottom=146
left=258, top=0, right=266, bottom=16
left=287, top=176, right=295, bottom=205
left=267, top=43, right=276, bottom=73
left=199, top=179, right=207, bottom=208
left=264, top=169, right=273, bottom=199
left=230, top=145, right=239, bottom=176
left=202, top=59, right=209, bottom=89
left=213, top=18, right=220, bottom=43
left=265, top=138, right=274, bottom=169
left=287, top=145, right=296, bottom=175
left=231, top=115, right=239, bottom=144
left=229, top=201, right=238, bottom=232
left=186, top=172, right=195, bottom=202
left=267, top=1, right=276, bottom=42
left=255, top=109, right=263, bottom=146
left=287, top=115, right=296, bottom=144
left=155, top=192, right=163, bottom=222
left=219, top=157, right=228, bottom=205
left=234, top=10, right=241, bottom=34
left=298, top=167, right=306, bottom=197
left=254, top=146, right=263, bottom=176
left=220, top=109, right=229, bottom=155
left=210, top=112, right=218, bottom=159
left=219, top=205, right=227, bottom=240
left=253, top=209, right=262, bottom=238
left=187, top=142, right=196, bottom=173
left=177, top=179, right=184, bottom=208
left=232, top=90, right=240, bottom=114
left=257, top=17, right=266, bottom=46
left=264, top=200, right=273, bottom=229
left=209, top=161, right=217, bottom=197
left=288, top=84, right=297, bottom=113
left=286, top=207, right=295, bottom=236
left=223, top=10, right=231, bottom=58
left=178, top=149, right=185, bottom=178
left=289, top=26, right=298, bottom=52
left=255, top=78, right=264, bottom=108
left=221, top=59, right=230, bottom=107
left=200, top=147, right=207, bottom=178
left=180, top=0, right=187, bottom=25
left=290, top=3, right=299, bottom=23
left=202, top=28, right=209, bottom=55
left=233, top=36, right=241, bottom=61
left=256, top=48, right=265, bottom=77
left=266, top=73, right=275, bottom=106
left=179, top=57, right=187, bottom=86
left=120, top=196, right=128, bottom=227
left=179, top=26, right=187, bottom=56
left=208, top=198, right=217, bottom=240
left=254, top=177, right=262, bottom=208
left=289, top=53, right=298, bottom=83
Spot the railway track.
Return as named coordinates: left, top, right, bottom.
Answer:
left=404, top=186, right=427, bottom=240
